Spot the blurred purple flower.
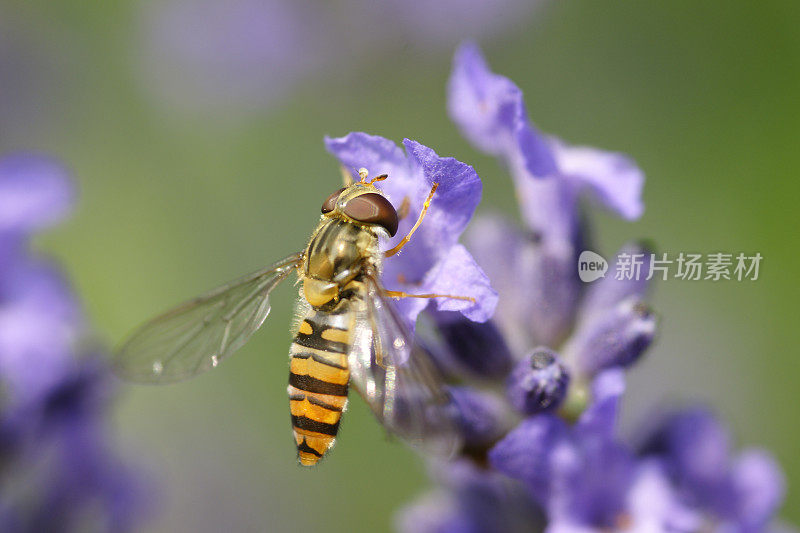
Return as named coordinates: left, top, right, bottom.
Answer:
left=325, top=132, right=497, bottom=325
left=446, top=386, right=510, bottom=450
left=0, top=154, right=146, bottom=531
left=393, top=43, right=787, bottom=533
left=0, top=155, right=78, bottom=403
left=639, top=408, right=785, bottom=532
left=0, top=154, right=74, bottom=235
left=380, top=0, right=541, bottom=49
left=137, top=0, right=332, bottom=115
left=397, top=460, right=545, bottom=533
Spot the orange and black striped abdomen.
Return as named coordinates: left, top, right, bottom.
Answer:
left=288, top=306, right=354, bottom=466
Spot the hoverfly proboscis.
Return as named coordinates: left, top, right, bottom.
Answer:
left=113, top=168, right=474, bottom=465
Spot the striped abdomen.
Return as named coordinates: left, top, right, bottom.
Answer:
left=288, top=303, right=354, bottom=466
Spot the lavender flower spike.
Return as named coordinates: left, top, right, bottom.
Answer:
left=392, top=43, right=787, bottom=533
left=325, top=132, right=497, bottom=326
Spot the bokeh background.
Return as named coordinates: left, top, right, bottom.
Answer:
left=2, top=1, right=798, bottom=530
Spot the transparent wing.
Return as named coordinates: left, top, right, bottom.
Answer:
left=113, top=252, right=303, bottom=383
left=349, top=271, right=462, bottom=458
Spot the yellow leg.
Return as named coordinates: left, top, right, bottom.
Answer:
left=384, top=290, right=475, bottom=303
left=384, top=183, right=438, bottom=258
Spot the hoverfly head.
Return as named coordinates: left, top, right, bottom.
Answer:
left=321, top=171, right=398, bottom=237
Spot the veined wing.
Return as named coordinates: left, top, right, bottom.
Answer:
left=349, top=271, right=462, bottom=458
left=114, top=252, right=303, bottom=383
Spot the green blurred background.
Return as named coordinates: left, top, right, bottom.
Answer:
left=2, top=1, right=798, bottom=530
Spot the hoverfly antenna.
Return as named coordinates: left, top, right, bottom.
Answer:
left=368, top=174, right=388, bottom=185
left=358, top=168, right=369, bottom=183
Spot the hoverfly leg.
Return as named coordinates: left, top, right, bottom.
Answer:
left=384, top=182, right=439, bottom=258
left=383, top=290, right=476, bottom=303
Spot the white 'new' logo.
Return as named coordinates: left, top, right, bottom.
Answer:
left=578, top=251, right=608, bottom=282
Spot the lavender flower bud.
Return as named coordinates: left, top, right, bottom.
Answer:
left=506, top=348, right=569, bottom=415
left=565, top=297, right=656, bottom=376
left=579, top=241, right=653, bottom=321
left=432, top=311, right=513, bottom=380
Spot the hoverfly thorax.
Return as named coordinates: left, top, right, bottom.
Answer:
left=303, top=184, right=397, bottom=308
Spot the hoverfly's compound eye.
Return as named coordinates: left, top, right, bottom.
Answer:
left=321, top=188, right=346, bottom=214
left=342, top=193, right=399, bottom=237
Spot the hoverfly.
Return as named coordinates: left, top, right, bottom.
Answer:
left=114, top=168, right=472, bottom=465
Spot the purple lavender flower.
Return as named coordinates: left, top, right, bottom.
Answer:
left=0, top=154, right=146, bottom=531
left=393, top=43, right=787, bottom=532
left=325, top=132, right=497, bottom=326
